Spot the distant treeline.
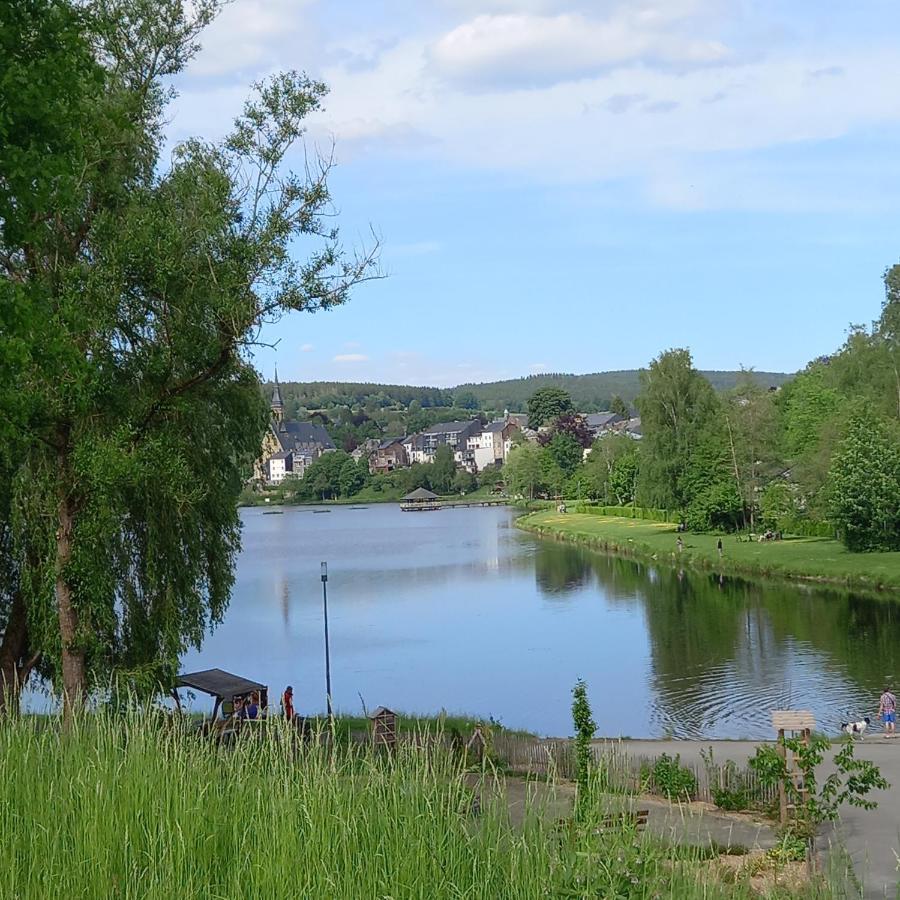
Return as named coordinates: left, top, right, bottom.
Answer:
left=266, top=370, right=792, bottom=419
left=457, top=370, right=792, bottom=412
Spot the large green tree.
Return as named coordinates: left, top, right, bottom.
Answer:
left=527, top=387, right=573, bottom=428
left=0, top=0, right=376, bottom=717
left=828, top=411, right=900, bottom=551
left=635, top=349, right=719, bottom=513
left=430, top=444, right=457, bottom=494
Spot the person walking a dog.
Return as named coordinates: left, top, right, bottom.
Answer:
left=879, top=686, right=896, bottom=738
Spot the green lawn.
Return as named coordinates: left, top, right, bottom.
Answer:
left=519, top=512, right=900, bottom=592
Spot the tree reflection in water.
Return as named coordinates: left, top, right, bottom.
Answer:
left=533, top=542, right=900, bottom=738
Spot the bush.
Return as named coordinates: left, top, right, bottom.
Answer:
left=648, top=753, right=697, bottom=801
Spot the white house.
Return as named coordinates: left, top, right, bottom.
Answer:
left=466, top=420, right=520, bottom=472
left=403, top=420, right=481, bottom=467
left=266, top=451, right=293, bottom=484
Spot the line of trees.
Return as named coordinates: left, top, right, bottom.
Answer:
left=506, top=272, right=900, bottom=552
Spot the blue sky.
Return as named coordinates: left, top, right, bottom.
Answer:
left=169, top=0, right=900, bottom=386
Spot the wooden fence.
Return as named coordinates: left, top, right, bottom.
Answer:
left=491, top=734, right=778, bottom=807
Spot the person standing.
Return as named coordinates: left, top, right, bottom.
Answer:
left=282, top=685, right=295, bottom=721
left=717, top=538, right=723, bottom=560
left=879, top=687, right=896, bottom=738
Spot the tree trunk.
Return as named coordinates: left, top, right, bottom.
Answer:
left=0, top=589, right=36, bottom=716
left=55, top=477, right=85, bottom=728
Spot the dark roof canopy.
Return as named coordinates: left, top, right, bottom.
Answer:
left=275, top=421, right=335, bottom=451
left=403, top=487, right=439, bottom=500
left=176, top=668, right=267, bottom=700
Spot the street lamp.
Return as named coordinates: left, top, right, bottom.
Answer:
left=320, top=561, right=333, bottom=718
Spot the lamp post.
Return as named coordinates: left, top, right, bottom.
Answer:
left=320, top=561, right=333, bottom=718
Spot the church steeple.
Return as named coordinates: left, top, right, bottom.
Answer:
left=271, top=367, right=284, bottom=423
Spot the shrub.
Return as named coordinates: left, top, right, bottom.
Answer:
left=649, top=753, right=697, bottom=801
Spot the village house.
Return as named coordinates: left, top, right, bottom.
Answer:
left=403, top=420, right=481, bottom=467
left=584, top=411, right=624, bottom=438
left=467, top=419, right=520, bottom=472
left=266, top=451, right=293, bottom=485
left=369, top=438, right=408, bottom=475
left=256, top=375, right=335, bottom=484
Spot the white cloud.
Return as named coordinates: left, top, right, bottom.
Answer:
left=169, top=1, right=900, bottom=214
left=428, top=11, right=728, bottom=89
left=186, top=0, right=317, bottom=78
left=300, top=343, right=314, bottom=352
left=333, top=353, right=369, bottom=363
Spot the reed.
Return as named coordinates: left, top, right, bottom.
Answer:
left=0, top=712, right=834, bottom=897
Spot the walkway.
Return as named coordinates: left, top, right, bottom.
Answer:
left=592, top=738, right=899, bottom=898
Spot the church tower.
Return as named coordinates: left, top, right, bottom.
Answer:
left=271, top=368, right=284, bottom=424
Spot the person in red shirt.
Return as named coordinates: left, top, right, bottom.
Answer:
left=282, top=685, right=294, bottom=721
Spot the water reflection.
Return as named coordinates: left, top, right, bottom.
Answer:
left=178, top=506, right=900, bottom=738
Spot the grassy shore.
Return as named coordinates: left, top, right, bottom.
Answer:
left=518, top=511, right=900, bottom=592
left=0, top=712, right=839, bottom=898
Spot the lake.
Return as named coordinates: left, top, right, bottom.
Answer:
left=181, top=505, right=900, bottom=738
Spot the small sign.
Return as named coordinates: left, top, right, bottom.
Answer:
left=771, top=710, right=816, bottom=731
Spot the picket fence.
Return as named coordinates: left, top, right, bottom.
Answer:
left=491, top=734, right=778, bottom=807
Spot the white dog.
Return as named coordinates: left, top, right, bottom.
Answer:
left=840, top=717, right=870, bottom=740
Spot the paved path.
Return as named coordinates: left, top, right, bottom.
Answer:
left=592, top=738, right=900, bottom=898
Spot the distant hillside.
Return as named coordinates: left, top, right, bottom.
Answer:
left=267, top=370, right=792, bottom=419
left=456, top=370, right=792, bottom=412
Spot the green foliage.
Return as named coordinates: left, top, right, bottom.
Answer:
left=648, top=753, right=697, bottom=801
left=701, top=750, right=751, bottom=812
left=1, top=711, right=811, bottom=900
left=338, top=457, right=366, bottom=498
left=636, top=349, right=721, bottom=513
left=0, top=0, right=377, bottom=705
left=545, top=432, right=583, bottom=476
left=750, top=735, right=889, bottom=834
left=779, top=367, right=842, bottom=459
left=759, top=481, right=797, bottom=530
left=527, top=387, right=573, bottom=428
left=504, top=443, right=546, bottom=500
left=452, top=469, right=476, bottom=494
left=827, top=411, right=900, bottom=551
left=610, top=394, right=629, bottom=418
left=430, top=444, right=457, bottom=494
left=571, top=679, right=596, bottom=805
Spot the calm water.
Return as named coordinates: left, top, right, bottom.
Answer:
left=180, top=505, right=900, bottom=738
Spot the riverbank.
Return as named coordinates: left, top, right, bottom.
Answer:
left=517, top=511, right=900, bottom=592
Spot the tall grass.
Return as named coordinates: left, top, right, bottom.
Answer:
left=0, top=712, right=834, bottom=898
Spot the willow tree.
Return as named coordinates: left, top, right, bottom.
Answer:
left=0, top=0, right=377, bottom=718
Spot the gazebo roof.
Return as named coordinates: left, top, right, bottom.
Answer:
left=176, top=668, right=267, bottom=700
left=402, top=487, right=439, bottom=501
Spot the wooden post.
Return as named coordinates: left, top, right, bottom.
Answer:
left=771, top=711, right=816, bottom=828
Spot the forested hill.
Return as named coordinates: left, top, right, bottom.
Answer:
left=270, top=370, right=791, bottom=416
left=457, top=370, right=791, bottom=412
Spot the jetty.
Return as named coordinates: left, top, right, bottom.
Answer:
left=400, top=487, right=509, bottom=511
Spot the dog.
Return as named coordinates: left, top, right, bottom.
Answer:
left=840, top=717, right=871, bottom=740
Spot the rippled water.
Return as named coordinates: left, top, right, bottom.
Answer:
left=179, top=505, right=900, bottom=738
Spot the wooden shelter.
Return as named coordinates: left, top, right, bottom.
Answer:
left=174, top=668, right=268, bottom=721
left=400, top=487, right=442, bottom=511
left=771, top=710, right=815, bottom=825
left=370, top=706, right=398, bottom=750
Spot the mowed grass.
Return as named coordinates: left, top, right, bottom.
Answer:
left=520, top=512, right=900, bottom=592
left=0, top=712, right=837, bottom=898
